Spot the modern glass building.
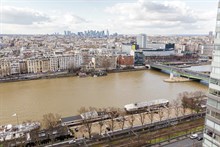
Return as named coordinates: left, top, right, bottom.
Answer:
left=203, top=1, right=220, bottom=147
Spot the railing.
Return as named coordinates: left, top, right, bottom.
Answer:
left=150, top=63, right=210, bottom=82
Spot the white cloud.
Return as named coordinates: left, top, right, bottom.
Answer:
left=1, top=6, right=90, bottom=34
left=105, top=0, right=216, bottom=34
left=1, top=1, right=216, bottom=34
left=2, top=6, right=50, bottom=25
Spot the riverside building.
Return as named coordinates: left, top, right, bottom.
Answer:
left=203, top=1, right=220, bottom=146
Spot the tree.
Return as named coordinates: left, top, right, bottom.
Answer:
left=102, top=57, right=111, bottom=70
left=68, top=62, right=80, bottom=73
left=97, top=108, right=106, bottom=135
left=166, top=105, right=172, bottom=120
left=139, top=112, right=146, bottom=125
left=173, top=99, right=181, bottom=118
left=118, top=109, right=126, bottom=130
left=42, top=113, right=61, bottom=129
left=128, top=114, right=135, bottom=128
left=98, top=121, right=104, bottom=135
left=147, top=111, right=154, bottom=124
left=106, top=107, right=119, bottom=132
left=158, top=108, right=164, bottom=121
left=78, top=107, right=97, bottom=138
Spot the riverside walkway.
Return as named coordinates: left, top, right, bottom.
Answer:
left=150, top=63, right=210, bottom=82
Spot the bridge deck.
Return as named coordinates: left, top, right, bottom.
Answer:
left=150, top=64, right=210, bottom=82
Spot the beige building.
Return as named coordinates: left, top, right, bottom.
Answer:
left=41, top=58, right=50, bottom=73
left=27, top=58, right=42, bottom=73
left=10, top=61, right=20, bottom=75
left=0, top=60, right=10, bottom=77
left=19, top=60, right=28, bottom=74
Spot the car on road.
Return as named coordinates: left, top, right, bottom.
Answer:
left=197, top=136, right=203, bottom=141
left=190, top=133, right=198, bottom=139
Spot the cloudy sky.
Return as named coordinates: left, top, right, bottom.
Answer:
left=0, top=0, right=218, bottom=35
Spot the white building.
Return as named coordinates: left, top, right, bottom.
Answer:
left=137, top=34, right=147, bottom=49
left=203, top=1, right=220, bottom=146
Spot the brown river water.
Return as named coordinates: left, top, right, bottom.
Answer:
left=0, top=70, right=208, bottom=125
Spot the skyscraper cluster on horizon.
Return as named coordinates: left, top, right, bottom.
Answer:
left=64, top=30, right=112, bottom=38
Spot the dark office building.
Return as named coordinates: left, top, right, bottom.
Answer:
left=134, top=51, right=145, bottom=66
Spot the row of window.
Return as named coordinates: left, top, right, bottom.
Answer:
left=207, top=98, right=220, bottom=109
left=212, top=67, right=220, bottom=74
left=210, top=78, right=220, bottom=86
left=206, top=119, right=220, bottom=133
left=204, top=128, right=220, bottom=147
left=207, top=109, right=220, bottom=120
left=215, top=46, right=220, bottom=50
left=209, top=88, right=220, bottom=97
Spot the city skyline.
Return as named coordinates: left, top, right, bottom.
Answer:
left=0, top=0, right=218, bottom=35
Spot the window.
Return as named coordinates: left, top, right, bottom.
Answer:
left=213, top=56, right=220, bottom=63
left=206, top=119, right=215, bottom=128
left=215, top=123, right=220, bottom=132
left=212, top=67, right=220, bottom=74
left=210, top=78, right=220, bottom=86
left=209, top=88, right=220, bottom=97
left=207, top=98, right=218, bottom=108
left=216, top=32, right=220, bottom=39
left=207, top=109, right=211, bottom=115
left=217, top=21, right=220, bottom=27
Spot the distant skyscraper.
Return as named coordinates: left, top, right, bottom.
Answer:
left=106, top=30, right=109, bottom=37
left=203, top=1, right=220, bottom=147
left=137, top=34, right=147, bottom=49
left=209, top=31, right=213, bottom=36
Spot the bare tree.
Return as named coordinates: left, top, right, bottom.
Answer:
left=97, top=108, right=106, bottom=135
left=147, top=111, right=154, bottom=124
left=173, top=99, right=181, bottom=118
left=107, top=107, right=119, bottom=132
left=128, top=114, right=135, bottom=128
left=78, top=107, right=97, bottom=138
left=98, top=121, right=104, bottom=135
left=166, top=105, right=172, bottom=120
left=180, top=106, right=187, bottom=116
left=42, top=113, right=61, bottom=129
left=118, top=109, right=126, bottom=130
left=102, top=57, right=111, bottom=70
left=139, top=112, right=146, bottom=125
left=158, top=108, right=164, bottom=121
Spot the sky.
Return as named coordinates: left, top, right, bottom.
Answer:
left=0, top=0, right=218, bottom=35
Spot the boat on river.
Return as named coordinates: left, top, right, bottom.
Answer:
left=124, top=99, right=169, bottom=113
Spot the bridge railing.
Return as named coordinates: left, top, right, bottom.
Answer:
left=150, top=63, right=210, bottom=81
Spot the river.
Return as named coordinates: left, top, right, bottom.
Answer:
left=0, top=70, right=208, bottom=125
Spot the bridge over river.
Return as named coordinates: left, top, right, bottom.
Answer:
left=149, top=63, right=210, bottom=82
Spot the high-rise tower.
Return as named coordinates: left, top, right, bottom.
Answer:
left=137, top=34, right=147, bottom=49
left=203, top=1, right=220, bottom=146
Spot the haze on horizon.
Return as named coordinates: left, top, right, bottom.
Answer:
left=0, top=0, right=218, bottom=35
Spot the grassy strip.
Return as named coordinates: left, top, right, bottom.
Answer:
left=92, top=118, right=204, bottom=146
left=150, top=125, right=204, bottom=144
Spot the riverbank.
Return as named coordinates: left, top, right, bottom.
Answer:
left=0, top=68, right=148, bottom=83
